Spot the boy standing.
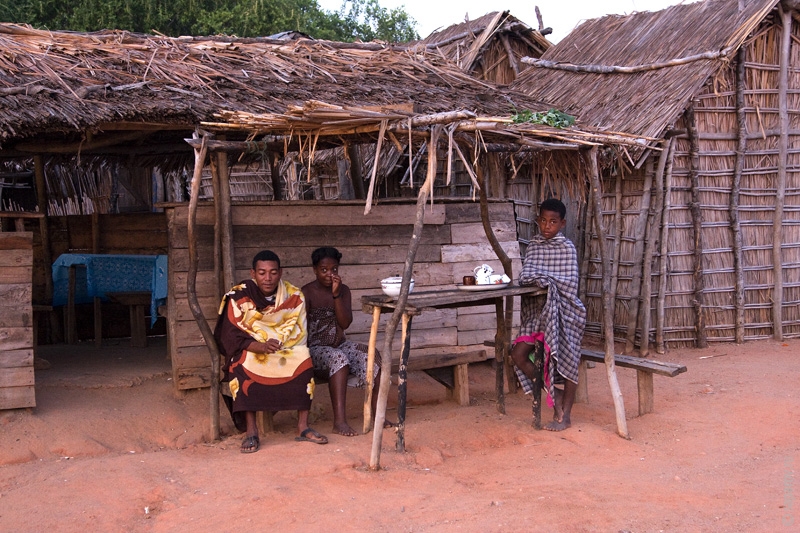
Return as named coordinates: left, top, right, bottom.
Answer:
left=510, top=198, right=586, bottom=431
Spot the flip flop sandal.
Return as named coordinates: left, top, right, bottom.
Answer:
left=240, top=435, right=260, bottom=453
left=295, top=427, right=328, bottom=445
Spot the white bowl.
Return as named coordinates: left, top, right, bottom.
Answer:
left=381, top=276, right=415, bottom=297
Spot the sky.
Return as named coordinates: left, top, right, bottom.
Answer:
left=317, top=0, right=700, bottom=43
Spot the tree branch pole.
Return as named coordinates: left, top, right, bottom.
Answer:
left=773, top=8, right=790, bottom=341
left=586, top=146, right=629, bottom=439
left=685, top=102, right=708, bottom=348
left=477, top=157, right=514, bottom=410
left=187, top=133, right=221, bottom=441
left=369, top=125, right=443, bottom=470
left=731, top=47, right=747, bottom=344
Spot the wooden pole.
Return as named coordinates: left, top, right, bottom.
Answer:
left=210, top=155, right=223, bottom=302
left=395, top=314, right=412, bottom=452
left=624, top=160, right=654, bottom=352
left=477, top=156, right=516, bottom=402
left=731, top=47, right=747, bottom=344
left=586, top=146, right=629, bottom=439
left=773, top=9, right=790, bottom=341
left=33, top=156, right=56, bottom=341
left=685, top=101, right=708, bottom=348
left=91, top=211, right=102, bottom=348
left=187, top=133, right=221, bottom=442
left=269, top=153, right=283, bottom=201
left=216, top=149, right=235, bottom=290
left=369, top=125, right=443, bottom=470
left=346, top=143, right=366, bottom=200
left=639, top=140, right=671, bottom=356
left=656, top=140, right=676, bottom=354
left=362, top=306, right=381, bottom=433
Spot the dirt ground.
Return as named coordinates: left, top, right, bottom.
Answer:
left=1, top=336, right=798, bottom=532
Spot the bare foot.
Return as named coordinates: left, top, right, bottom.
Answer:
left=383, top=419, right=398, bottom=429
left=544, top=416, right=571, bottom=432
left=333, top=422, right=358, bottom=437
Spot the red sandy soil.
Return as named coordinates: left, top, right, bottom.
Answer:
left=1, top=336, right=798, bottom=532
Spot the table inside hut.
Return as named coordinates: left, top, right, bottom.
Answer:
left=361, top=284, right=546, bottom=451
left=52, top=254, right=167, bottom=347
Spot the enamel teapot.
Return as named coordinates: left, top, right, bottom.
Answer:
left=473, top=264, right=494, bottom=285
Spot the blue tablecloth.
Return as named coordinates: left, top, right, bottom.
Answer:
left=52, top=254, right=168, bottom=326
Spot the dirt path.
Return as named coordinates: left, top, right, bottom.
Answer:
left=1, top=338, right=798, bottom=531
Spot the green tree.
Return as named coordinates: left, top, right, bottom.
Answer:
left=6, top=0, right=418, bottom=42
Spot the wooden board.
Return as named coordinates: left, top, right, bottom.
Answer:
left=444, top=202, right=514, bottom=224
left=0, top=233, right=33, bottom=250
left=0, top=249, right=34, bottom=267
left=0, top=307, right=33, bottom=328
left=172, top=204, right=447, bottom=227
left=169, top=224, right=452, bottom=249
left=579, top=349, right=687, bottom=377
left=0, top=327, right=34, bottom=351
left=0, top=349, right=34, bottom=369
left=0, top=386, right=35, bottom=410
left=449, top=221, right=517, bottom=244
left=441, top=241, right=521, bottom=263
left=0, top=366, right=34, bottom=388
left=0, top=266, right=33, bottom=284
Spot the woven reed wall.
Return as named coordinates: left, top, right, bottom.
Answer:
left=582, top=19, right=800, bottom=348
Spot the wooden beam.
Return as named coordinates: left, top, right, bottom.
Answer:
left=774, top=9, right=790, bottom=341
left=731, top=47, right=747, bottom=344
left=586, top=146, right=629, bottom=439
left=15, top=131, right=150, bottom=154
left=685, top=101, right=708, bottom=349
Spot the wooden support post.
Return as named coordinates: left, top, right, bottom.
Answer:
left=494, top=298, right=507, bottom=413
left=363, top=306, right=381, bottom=433
left=637, top=370, right=654, bottom=415
left=210, top=155, right=224, bottom=301
left=396, top=314, right=412, bottom=453
left=639, top=140, right=671, bottom=356
left=65, top=266, right=76, bottom=344
left=731, top=47, right=747, bottom=344
left=586, top=146, right=629, bottom=439
left=216, top=149, right=235, bottom=291
left=531, top=339, right=544, bottom=429
left=685, top=102, right=708, bottom=348
left=91, top=211, right=102, bottom=348
left=257, top=411, right=274, bottom=435
left=346, top=143, right=366, bottom=200
left=624, top=160, right=654, bottom=353
left=269, top=153, right=283, bottom=201
left=34, top=156, right=57, bottom=342
left=187, top=133, right=221, bottom=442
left=576, top=359, right=589, bottom=403
left=656, top=141, right=676, bottom=353
left=773, top=9, right=790, bottom=341
left=448, top=364, right=470, bottom=406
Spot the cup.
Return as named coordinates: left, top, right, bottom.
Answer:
left=463, top=275, right=476, bottom=286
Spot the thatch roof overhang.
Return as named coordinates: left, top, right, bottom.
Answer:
left=511, top=0, right=780, bottom=159
left=0, top=22, right=652, bottom=166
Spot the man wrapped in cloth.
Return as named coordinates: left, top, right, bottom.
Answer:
left=511, top=198, right=586, bottom=431
left=214, top=250, right=328, bottom=453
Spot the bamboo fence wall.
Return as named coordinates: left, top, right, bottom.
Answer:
left=582, top=18, right=800, bottom=348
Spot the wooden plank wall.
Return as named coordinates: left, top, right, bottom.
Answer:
left=166, top=201, right=522, bottom=390
left=0, top=232, right=35, bottom=409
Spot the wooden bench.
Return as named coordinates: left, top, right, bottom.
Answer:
left=578, top=349, right=687, bottom=416
left=485, top=341, right=687, bottom=418
left=390, top=347, right=493, bottom=406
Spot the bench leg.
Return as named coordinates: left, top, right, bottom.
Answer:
left=445, top=363, right=470, bottom=406
left=637, top=370, right=654, bottom=415
left=576, top=359, right=589, bottom=403
left=256, top=411, right=274, bottom=436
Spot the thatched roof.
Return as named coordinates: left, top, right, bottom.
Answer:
left=512, top=0, right=779, bottom=143
left=0, top=23, right=542, bottom=149
left=0, top=22, right=652, bottom=161
left=413, top=11, right=551, bottom=84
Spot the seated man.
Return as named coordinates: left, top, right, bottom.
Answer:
left=214, top=249, right=328, bottom=452
left=301, top=247, right=393, bottom=436
left=510, top=198, right=586, bottom=431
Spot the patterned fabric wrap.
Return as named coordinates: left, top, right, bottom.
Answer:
left=214, top=278, right=313, bottom=412
left=306, top=305, right=378, bottom=387
left=516, top=233, right=586, bottom=399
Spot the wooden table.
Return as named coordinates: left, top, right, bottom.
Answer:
left=361, top=284, right=546, bottom=451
